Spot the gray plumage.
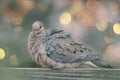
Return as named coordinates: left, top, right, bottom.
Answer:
left=45, top=30, right=101, bottom=62
left=28, top=21, right=112, bottom=69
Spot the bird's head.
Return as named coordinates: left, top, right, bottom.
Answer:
left=32, top=21, right=45, bottom=37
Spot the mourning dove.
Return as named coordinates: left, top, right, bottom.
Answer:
left=28, top=21, right=112, bottom=69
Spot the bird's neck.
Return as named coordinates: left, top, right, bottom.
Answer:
left=34, top=30, right=46, bottom=39
left=28, top=32, right=45, bottom=52
left=34, top=32, right=46, bottom=49
left=28, top=32, right=46, bottom=63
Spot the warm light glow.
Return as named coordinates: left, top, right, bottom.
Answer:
left=9, top=55, right=18, bottom=66
left=109, top=2, right=119, bottom=15
left=59, top=12, right=72, bottom=25
left=106, top=45, right=113, bottom=54
left=104, top=36, right=114, bottom=44
left=70, top=0, right=83, bottom=15
left=80, top=11, right=95, bottom=27
left=17, top=0, right=35, bottom=11
left=14, top=26, right=23, bottom=32
left=13, top=15, right=23, bottom=25
left=104, top=44, right=120, bottom=67
left=96, top=20, right=108, bottom=31
left=0, top=48, right=5, bottom=60
left=113, top=23, right=120, bottom=35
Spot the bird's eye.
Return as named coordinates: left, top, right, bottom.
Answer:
left=39, top=26, right=42, bottom=28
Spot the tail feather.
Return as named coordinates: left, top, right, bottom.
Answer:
left=92, top=59, right=113, bottom=68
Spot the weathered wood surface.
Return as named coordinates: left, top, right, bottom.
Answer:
left=0, top=68, right=120, bottom=80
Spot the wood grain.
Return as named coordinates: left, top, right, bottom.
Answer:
left=0, top=68, right=120, bottom=80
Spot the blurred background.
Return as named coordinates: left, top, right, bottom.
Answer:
left=0, top=0, right=120, bottom=68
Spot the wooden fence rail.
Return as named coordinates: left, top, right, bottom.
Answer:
left=0, top=68, right=120, bottom=80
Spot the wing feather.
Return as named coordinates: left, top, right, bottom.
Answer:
left=45, top=30, right=101, bottom=63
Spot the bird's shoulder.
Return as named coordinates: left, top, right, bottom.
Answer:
left=45, top=29, right=65, bottom=37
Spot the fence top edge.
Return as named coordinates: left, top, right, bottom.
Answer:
left=0, top=67, right=119, bottom=71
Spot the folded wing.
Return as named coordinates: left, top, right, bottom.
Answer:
left=45, top=29, right=102, bottom=63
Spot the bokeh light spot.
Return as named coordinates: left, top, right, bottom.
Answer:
left=109, top=2, right=119, bottom=16
left=13, top=15, right=23, bottom=25
left=9, top=55, right=18, bottom=66
left=113, top=23, right=120, bottom=35
left=106, top=45, right=113, bottom=54
left=14, top=26, right=23, bottom=32
left=0, top=48, right=5, bottom=60
left=59, top=12, right=72, bottom=25
left=104, top=36, right=114, bottom=44
left=17, top=0, right=35, bottom=11
left=96, top=20, right=108, bottom=31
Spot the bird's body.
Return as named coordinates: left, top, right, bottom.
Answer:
left=45, top=30, right=101, bottom=63
left=28, top=21, right=111, bottom=69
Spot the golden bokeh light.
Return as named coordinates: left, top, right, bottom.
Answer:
left=81, top=12, right=95, bottom=27
left=86, top=0, right=101, bottom=11
left=59, top=12, right=72, bottom=25
left=9, top=54, right=18, bottom=66
left=109, top=2, right=119, bottom=15
left=104, top=44, right=120, bottom=68
left=113, top=23, right=120, bottom=35
left=70, top=0, right=83, bottom=15
left=106, top=45, right=113, bottom=54
left=12, top=15, right=23, bottom=25
left=96, top=20, right=108, bottom=31
left=17, top=0, right=35, bottom=12
left=104, top=36, right=114, bottom=44
left=0, top=48, right=5, bottom=60
left=14, top=26, right=23, bottom=32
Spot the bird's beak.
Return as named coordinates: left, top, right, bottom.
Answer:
left=32, top=30, right=37, bottom=38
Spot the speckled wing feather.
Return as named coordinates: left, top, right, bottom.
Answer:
left=45, top=30, right=102, bottom=63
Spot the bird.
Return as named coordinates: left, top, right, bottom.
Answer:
left=28, top=21, right=112, bottom=69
